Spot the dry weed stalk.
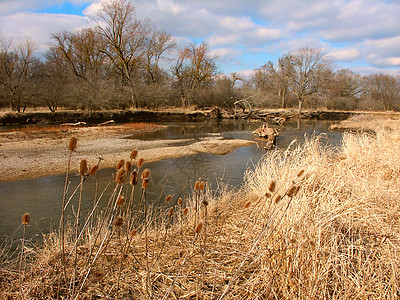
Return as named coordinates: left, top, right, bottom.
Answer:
left=19, top=213, right=29, bottom=299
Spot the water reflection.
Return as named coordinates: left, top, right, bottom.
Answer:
left=0, top=119, right=342, bottom=240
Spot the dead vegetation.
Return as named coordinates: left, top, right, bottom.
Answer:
left=1, top=118, right=400, bottom=299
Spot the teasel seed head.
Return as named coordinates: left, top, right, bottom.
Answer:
left=287, top=185, right=300, bottom=197
left=165, top=195, right=172, bottom=203
left=126, top=161, right=132, bottom=173
left=22, top=213, right=30, bottom=225
left=68, top=137, right=77, bottom=152
left=202, top=200, right=209, bottom=206
left=116, top=159, right=125, bottom=170
left=116, top=169, right=126, bottom=184
left=88, top=165, right=99, bottom=177
left=168, top=207, right=174, bottom=217
left=117, top=196, right=125, bottom=207
left=195, top=181, right=200, bottom=191
left=268, top=181, right=276, bottom=193
left=274, top=195, right=282, bottom=203
left=195, top=222, right=203, bottom=234
left=265, top=192, right=272, bottom=199
left=79, top=159, right=88, bottom=176
left=200, top=182, right=205, bottom=191
left=130, top=171, right=138, bottom=186
left=130, top=150, right=138, bottom=160
left=131, top=229, right=137, bottom=237
left=114, top=216, right=123, bottom=227
left=142, top=178, right=150, bottom=189
left=137, top=158, right=144, bottom=168
left=177, top=198, right=183, bottom=206
left=297, top=169, right=305, bottom=177
left=183, top=207, right=189, bottom=215
left=244, top=201, right=251, bottom=209
left=141, top=168, right=150, bottom=179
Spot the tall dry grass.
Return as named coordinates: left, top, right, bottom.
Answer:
left=1, top=120, right=400, bottom=299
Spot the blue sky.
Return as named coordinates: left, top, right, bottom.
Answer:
left=0, top=0, right=399, bottom=78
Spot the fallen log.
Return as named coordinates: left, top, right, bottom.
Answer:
left=252, top=124, right=279, bottom=150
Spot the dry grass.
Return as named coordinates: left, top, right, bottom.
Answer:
left=1, top=119, right=400, bottom=299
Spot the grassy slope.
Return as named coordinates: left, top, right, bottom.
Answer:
left=2, top=116, right=400, bottom=299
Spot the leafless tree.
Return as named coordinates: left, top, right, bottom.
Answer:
left=51, top=28, right=107, bottom=110
left=94, top=0, right=151, bottom=106
left=282, top=47, right=331, bottom=111
left=172, top=42, right=218, bottom=107
left=145, top=29, right=176, bottom=85
left=366, top=73, right=400, bottom=111
left=0, top=38, right=37, bottom=112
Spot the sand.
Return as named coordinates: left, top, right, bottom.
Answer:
left=0, top=124, right=254, bottom=182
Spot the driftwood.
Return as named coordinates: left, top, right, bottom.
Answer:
left=97, top=120, right=115, bottom=126
left=62, top=121, right=87, bottom=126
left=252, top=124, right=279, bottom=150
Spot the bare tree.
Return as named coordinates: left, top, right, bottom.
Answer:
left=282, top=47, right=331, bottom=111
left=94, top=0, right=151, bottom=107
left=51, top=28, right=107, bottom=110
left=366, top=73, right=400, bottom=111
left=145, top=29, right=176, bottom=85
left=172, top=42, right=218, bottom=106
left=0, top=38, right=36, bottom=112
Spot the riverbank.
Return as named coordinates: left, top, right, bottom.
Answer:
left=0, top=122, right=254, bottom=182
left=2, top=115, right=400, bottom=299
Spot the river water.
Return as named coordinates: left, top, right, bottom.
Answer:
left=0, top=119, right=342, bottom=240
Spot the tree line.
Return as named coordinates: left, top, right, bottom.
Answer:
left=0, top=0, right=399, bottom=113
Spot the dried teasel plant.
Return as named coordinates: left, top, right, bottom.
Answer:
left=137, top=158, right=144, bottom=168
left=117, top=196, right=125, bottom=207
left=116, top=159, right=125, bottom=170
left=116, top=170, right=127, bottom=184
left=195, top=222, right=203, bottom=234
left=130, top=150, right=138, bottom=160
left=88, top=165, right=99, bottom=177
left=142, top=178, right=150, bottom=189
left=268, top=181, right=276, bottom=193
left=79, top=159, right=88, bottom=176
left=287, top=185, right=300, bottom=197
left=19, top=213, right=30, bottom=298
left=126, top=161, right=132, bottom=172
left=115, top=216, right=124, bottom=227
left=165, top=195, right=172, bottom=203
left=141, top=168, right=150, bottom=179
left=68, top=137, right=77, bottom=152
left=130, top=171, right=138, bottom=186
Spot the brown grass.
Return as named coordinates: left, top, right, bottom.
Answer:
left=1, top=118, right=400, bottom=299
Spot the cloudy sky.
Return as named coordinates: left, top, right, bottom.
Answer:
left=0, top=0, right=399, bottom=77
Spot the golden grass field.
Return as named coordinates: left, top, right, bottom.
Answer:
left=1, top=115, right=400, bottom=299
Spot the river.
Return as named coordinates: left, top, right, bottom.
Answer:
left=0, top=119, right=342, bottom=240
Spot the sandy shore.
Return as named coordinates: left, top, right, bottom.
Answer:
left=0, top=124, right=254, bottom=182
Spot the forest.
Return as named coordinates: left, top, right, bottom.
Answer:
left=1, top=0, right=399, bottom=113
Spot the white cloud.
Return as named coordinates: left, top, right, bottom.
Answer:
left=0, top=0, right=399, bottom=74
left=0, top=12, right=90, bottom=53
left=327, top=48, right=362, bottom=62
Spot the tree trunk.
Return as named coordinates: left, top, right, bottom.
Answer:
left=298, top=98, right=303, bottom=111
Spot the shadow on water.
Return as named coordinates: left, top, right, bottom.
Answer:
left=0, top=119, right=342, bottom=241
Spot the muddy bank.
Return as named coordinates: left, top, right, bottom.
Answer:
left=0, top=108, right=217, bottom=126
left=0, top=108, right=360, bottom=126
